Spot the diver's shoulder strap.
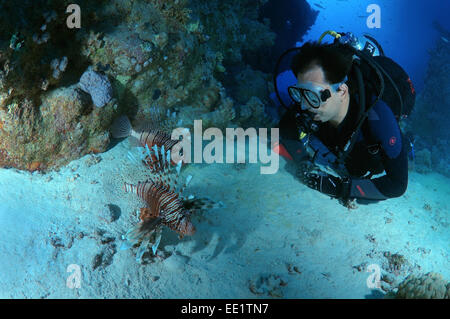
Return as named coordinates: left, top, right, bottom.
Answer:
left=361, top=115, right=381, bottom=154
left=336, top=58, right=368, bottom=166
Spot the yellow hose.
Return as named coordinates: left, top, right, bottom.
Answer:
left=318, top=30, right=341, bottom=44
left=299, top=131, right=307, bottom=140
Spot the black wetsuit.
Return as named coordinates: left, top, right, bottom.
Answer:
left=279, top=93, right=408, bottom=201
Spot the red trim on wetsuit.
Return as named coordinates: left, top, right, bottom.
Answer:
left=273, top=142, right=293, bottom=161
left=356, top=185, right=366, bottom=197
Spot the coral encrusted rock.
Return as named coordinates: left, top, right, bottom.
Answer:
left=0, top=85, right=114, bottom=172
left=393, top=272, right=449, bottom=299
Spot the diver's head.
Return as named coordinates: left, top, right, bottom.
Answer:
left=288, top=42, right=352, bottom=127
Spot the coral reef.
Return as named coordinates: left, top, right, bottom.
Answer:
left=82, top=0, right=274, bottom=131
left=189, top=0, right=275, bottom=64
left=406, top=25, right=450, bottom=177
left=0, top=1, right=114, bottom=171
left=383, top=252, right=408, bottom=275
left=0, top=84, right=113, bottom=171
left=0, top=0, right=276, bottom=171
left=240, top=97, right=263, bottom=122
left=232, top=66, right=271, bottom=105
left=390, top=272, right=450, bottom=299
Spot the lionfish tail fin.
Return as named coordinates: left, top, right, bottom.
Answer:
left=183, top=196, right=225, bottom=212
left=111, top=115, right=132, bottom=138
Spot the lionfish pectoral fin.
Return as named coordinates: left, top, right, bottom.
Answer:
left=202, top=198, right=225, bottom=210
left=136, top=224, right=163, bottom=262
left=120, top=224, right=142, bottom=251
left=136, top=237, right=151, bottom=263
left=151, top=230, right=162, bottom=255
left=120, top=217, right=162, bottom=251
left=140, top=217, right=163, bottom=232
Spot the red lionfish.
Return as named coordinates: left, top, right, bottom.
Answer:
left=111, top=114, right=184, bottom=172
left=111, top=113, right=223, bottom=262
left=121, top=145, right=223, bottom=262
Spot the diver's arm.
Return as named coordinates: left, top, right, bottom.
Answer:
left=292, top=146, right=407, bottom=202
left=348, top=102, right=409, bottom=200
left=350, top=133, right=408, bottom=199
left=277, top=105, right=405, bottom=201
left=347, top=178, right=389, bottom=200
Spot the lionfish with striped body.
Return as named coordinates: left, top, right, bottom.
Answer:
left=120, top=145, right=195, bottom=262
left=111, top=112, right=222, bottom=262
left=111, top=114, right=183, bottom=173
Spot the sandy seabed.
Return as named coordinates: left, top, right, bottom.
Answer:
left=0, top=139, right=448, bottom=299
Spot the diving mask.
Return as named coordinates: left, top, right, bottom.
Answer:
left=288, top=76, right=347, bottom=108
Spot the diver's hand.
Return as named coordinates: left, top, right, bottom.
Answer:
left=297, top=167, right=350, bottom=199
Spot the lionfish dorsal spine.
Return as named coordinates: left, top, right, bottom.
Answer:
left=152, top=144, right=159, bottom=160
left=165, top=149, right=171, bottom=171
left=145, top=144, right=151, bottom=157
left=161, top=144, right=166, bottom=168
left=185, top=175, right=192, bottom=186
left=176, top=160, right=182, bottom=175
left=152, top=230, right=162, bottom=255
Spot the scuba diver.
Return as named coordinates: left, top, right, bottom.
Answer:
left=272, top=31, right=416, bottom=205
